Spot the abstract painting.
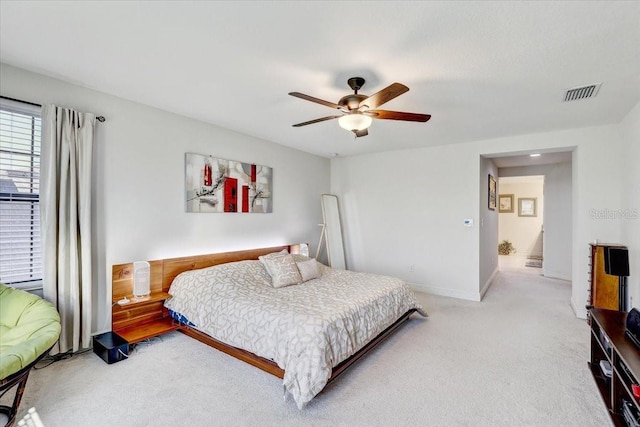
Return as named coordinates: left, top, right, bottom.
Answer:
left=488, top=174, right=496, bottom=210
left=185, top=153, right=272, bottom=213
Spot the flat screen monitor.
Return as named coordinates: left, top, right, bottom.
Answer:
left=604, top=247, right=630, bottom=277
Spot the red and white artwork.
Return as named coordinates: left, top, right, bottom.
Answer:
left=185, top=153, right=272, bottom=213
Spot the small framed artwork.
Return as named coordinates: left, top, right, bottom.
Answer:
left=488, top=174, right=497, bottom=210
left=499, top=194, right=514, bottom=213
left=518, top=197, right=537, bottom=217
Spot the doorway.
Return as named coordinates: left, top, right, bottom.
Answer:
left=491, top=151, right=573, bottom=282
left=497, top=175, right=545, bottom=272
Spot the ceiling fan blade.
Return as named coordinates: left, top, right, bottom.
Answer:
left=354, top=129, right=369, bottom=137
left=369, top=110, right=431, bottom=122
left=359, top=83, right=409, bottom=110
left=289, top=92, right=344, bottom=110
left=292, top=115, right=342, bottom=127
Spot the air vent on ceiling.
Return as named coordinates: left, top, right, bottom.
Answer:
left=563, top=83, right=601, bottom=102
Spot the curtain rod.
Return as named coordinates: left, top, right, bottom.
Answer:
left=0, top=95, right=106, bottom=122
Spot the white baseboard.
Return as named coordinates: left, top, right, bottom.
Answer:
left=542, top=270, right=571, bottom=282
left=571, top=297, right=589, bottom=319
left=408, top=282, right=481, bottom=302
left=480, top=267, right=499, bottom=300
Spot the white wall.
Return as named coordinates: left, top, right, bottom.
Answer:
left=332, top=143, right=481, bottom=301
left=570, top=135, right=625, bottom=317
left=498, top=177, right=544, bottom=260
left=479, top=157, right=499, bottom=297
left=541, top=163, right=572, bottom=281
left=621, top=102, right=640, bottom=309
left=0, top=63, right=331, bottom=334
left=332, top=124, right=628, bottom=313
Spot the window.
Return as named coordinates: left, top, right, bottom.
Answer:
left=0, top=98, right=42, bottom=290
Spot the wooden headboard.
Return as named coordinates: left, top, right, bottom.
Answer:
left=160, top=245, right=293, bottom=290
left=112, top=244, right=307, bottom=302
left=111, top=244, right=306, bottom=341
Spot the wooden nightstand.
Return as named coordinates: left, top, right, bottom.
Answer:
left=112, top=262, right=179, bottom=343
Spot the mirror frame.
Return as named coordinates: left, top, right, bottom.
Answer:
left=320, top=194, right=346, bottom=270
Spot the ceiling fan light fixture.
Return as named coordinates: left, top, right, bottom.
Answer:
left=338, top=113, right=372, bottom=132
left=289, top=77, right=430, bottom=136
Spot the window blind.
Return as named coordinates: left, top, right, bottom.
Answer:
left=0, top=98, right=42, bottom=289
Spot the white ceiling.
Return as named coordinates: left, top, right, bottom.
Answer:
left=1, top=1, right=638, bottom=158
left=492, top=151, right=573, bottom=168
left=499, top=175, right=545, bottom=184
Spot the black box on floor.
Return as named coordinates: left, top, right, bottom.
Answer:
left=93, top=332, right=129, bottom=364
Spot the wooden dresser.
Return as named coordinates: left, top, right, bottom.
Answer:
left=589, top=244, right=627, bottom=311
left=589, top=308, right=640, bottom=426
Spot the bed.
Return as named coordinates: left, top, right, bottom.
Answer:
left=159, top=245, right=427, bottom=408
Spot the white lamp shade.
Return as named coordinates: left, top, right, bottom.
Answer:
left=338, top=114, right=372, bottom=131
left=133, top=261, right=151, bottom=298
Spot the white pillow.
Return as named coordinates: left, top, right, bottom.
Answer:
left=291, top=253, right=311, bottom=263
left=296, top=258, right=321, bottom=282
left=259, top=251, right=302, bottom=288
left=258, top=249, right=288, bottom=274
left=261, top=249, right=288, bottom=259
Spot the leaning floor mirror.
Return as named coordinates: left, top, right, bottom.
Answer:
left=317, top=194, right=347, bottom=270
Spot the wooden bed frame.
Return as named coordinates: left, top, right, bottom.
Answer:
left=112, top=244, right=419, bottom=384
left=181, top=307, right=418, bottom=383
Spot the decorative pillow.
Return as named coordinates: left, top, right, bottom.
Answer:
left=291, top=254, right=311, bottom=263
left=259, top=252, right=302, bottom=288
left=296, top=259, right=321, bottom=282
left=259, top=249, right=287, bottom=260
left=258, top=249, right=288, bottom=272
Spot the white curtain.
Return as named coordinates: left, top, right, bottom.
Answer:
left=41, top=105, right=96, bottom=354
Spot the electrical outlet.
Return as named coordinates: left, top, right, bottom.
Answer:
left=409, top=264, right=415, bottom=273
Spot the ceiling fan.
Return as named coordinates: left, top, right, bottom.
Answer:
left=289, top=77, right=431, bottom=138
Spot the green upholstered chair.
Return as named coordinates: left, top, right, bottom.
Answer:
left=0, top=284, right=61, bottom=427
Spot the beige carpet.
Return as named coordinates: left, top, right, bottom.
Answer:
left=7, top=269, right=611, bottom=426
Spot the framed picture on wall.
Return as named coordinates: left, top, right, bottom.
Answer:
left=518, top=197, right=537, bottom=217
left=488, top=174, right=497, bottom=210
left=185, top=153, right=273, bottom=213
left=499, top=194, right=514, bottom=213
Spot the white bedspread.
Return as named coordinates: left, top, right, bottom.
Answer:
left=164, top=259, right=426, bottom=408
